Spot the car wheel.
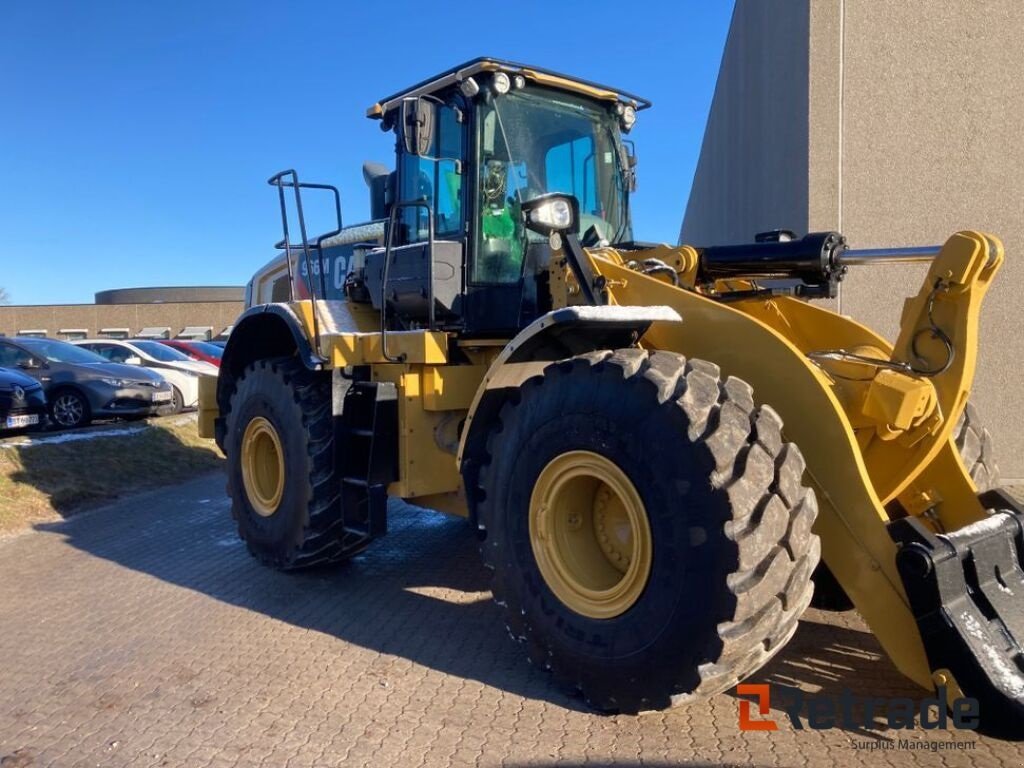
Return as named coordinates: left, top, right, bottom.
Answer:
left=50, top=389, right=92, bottom=429
left=170, top=386, right=184, bottom=414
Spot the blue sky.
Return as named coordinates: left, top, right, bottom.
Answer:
left=0, top=1, right=734, bottom=305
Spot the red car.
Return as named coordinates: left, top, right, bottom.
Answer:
left=159, top=340, right=223, bottom=367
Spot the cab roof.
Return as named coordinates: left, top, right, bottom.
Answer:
left=366, top=57, right=652, bottom=120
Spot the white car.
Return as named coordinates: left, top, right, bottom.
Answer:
left=72, top=339, right=217, bottom=412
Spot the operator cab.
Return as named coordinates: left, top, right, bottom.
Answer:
left=357, top=58, right=648, bottom=336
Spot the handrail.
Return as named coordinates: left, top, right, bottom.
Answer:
left=266, top=170, right=344, bottom=364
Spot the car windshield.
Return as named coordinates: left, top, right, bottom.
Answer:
left=132, top=340, right=191, bottom=362
left=474, top=86, right=631, bottom=283
left=19, top=337, right=108, bottom=364
left=189, top=342, right=223, bottom=359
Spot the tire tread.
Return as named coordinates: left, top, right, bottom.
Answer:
left=474, top=348, right=820, bottom=712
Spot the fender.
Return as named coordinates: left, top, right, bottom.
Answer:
left=213, top=303, right=320, bottom=446
left=456, top=304, right=681, bottom=523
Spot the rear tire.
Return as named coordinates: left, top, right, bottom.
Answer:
left=475, top=349, right=819, bottom=712
left=224, top=357, right=368, bottom=569
left=954, top=401, right=1000, bottom=490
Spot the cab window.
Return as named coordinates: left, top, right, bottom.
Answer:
left=545, top=136, right=597, bottom=215
left=398, top=104, right=464, bottom=243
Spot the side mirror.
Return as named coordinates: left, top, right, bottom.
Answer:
left=620, top=141, right=637, bottom=192
left=401, top=97, right=436, bottom=157
left=520, top=194, right=580, bottom=236
left=19, top=357, right=43, bottom=370
left=125, top=356, right=143, bottom=366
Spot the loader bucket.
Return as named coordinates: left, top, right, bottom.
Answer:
left=893, top=490, right=1024, bottom=738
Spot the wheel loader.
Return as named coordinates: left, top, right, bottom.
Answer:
left=199, top=58, right=1023, bottom=737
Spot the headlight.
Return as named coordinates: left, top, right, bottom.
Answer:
left=520, top=193, right=580, bottom=235
left=100, top=378, right=129, bottom=387
left=527, top=198, right=575, bottom=232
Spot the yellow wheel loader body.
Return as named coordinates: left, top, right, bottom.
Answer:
left=205, top=58, right=1024, bottom=737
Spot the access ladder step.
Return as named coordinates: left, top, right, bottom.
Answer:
left=334, top=380, right=397, bottom=540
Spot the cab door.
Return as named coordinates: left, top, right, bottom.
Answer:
left=373, top=100, right=467, bottom=329
left=395, top=102, right=466, bottom=247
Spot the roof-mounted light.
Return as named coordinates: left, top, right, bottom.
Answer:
left=621, top=104, right=637, bottom=131
left=459, top=77, right=480, bottom=98
left=492, top=72, right=511, bottom=95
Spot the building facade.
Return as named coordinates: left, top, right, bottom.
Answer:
left=0, top=286, right=244, bottom=341
left=681, top=0, right=1024, bottom=478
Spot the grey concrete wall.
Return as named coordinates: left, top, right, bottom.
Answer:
left=679, top=0, right=810, bottom=246
left=809, top=1, right=1024, bottom=478
left=681, top=0, right=1024, bottom=477
left=0, top=301, right=243, bottom=339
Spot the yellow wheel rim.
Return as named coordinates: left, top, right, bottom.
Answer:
left=529, top=451, right=652, bottom=620
left=241, top=416, right=285, bottom=517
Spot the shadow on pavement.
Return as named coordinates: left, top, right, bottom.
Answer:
left=34, top=473, right=918, bottom=722
left=36, top=482, right=587, bottom=711
left=725, top=612, right=926, bottom=739
left=506, top=764, right=756, bottom=768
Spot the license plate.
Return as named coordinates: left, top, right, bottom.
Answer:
left=152, top=391, right=173, bottom=403
left=5, top=414, right=39, bottom=429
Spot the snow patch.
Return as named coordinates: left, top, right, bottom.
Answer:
left=942, top=513, right=1013, bottom=542
left=562, top=305, right=682, bottom=323
left=959, top=611, right=1024, bottom=697
left=1, top=426, right=148, bottom=449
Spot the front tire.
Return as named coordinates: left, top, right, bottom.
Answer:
left=475, top=349, right=819, bottom=712
left=50, top=388, right=91, bottom=429
left=224, top=357, right=367, bottom=569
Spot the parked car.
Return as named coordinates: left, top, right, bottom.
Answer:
left=0, top=337, right=173, bottom=429
left=73, top=339, right=216, bottom=412
left=159, top=339, right=223, bottom=367
left=0, top=366, right=48, bottom=433
left=208, top=340, right=227, bottom=349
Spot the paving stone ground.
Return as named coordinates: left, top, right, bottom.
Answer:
left=1, top=473, right=1022, bottom=768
